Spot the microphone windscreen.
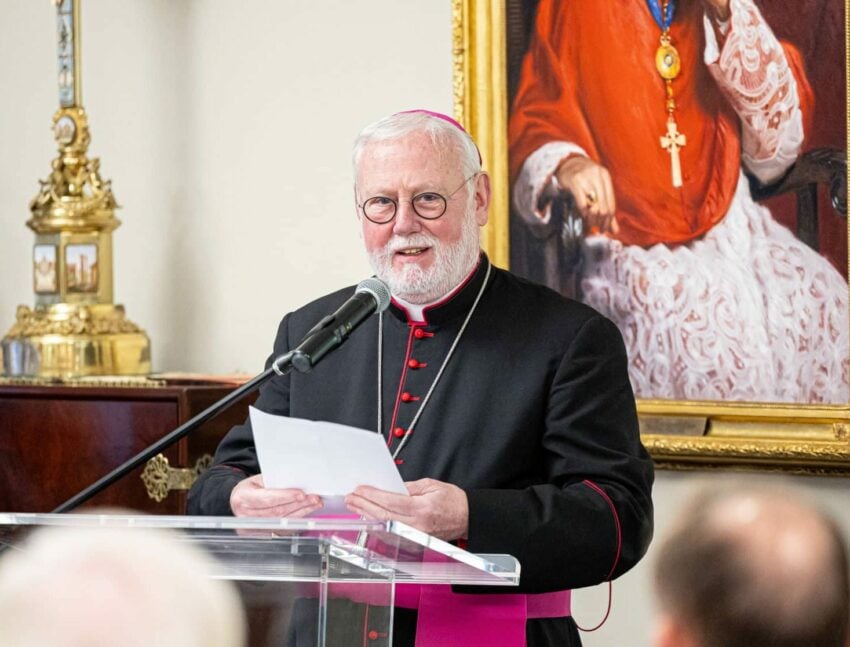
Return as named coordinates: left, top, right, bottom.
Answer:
left=356, top=278, right=391, bottom=313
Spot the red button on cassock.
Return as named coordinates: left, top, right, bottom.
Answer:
left=393, top=427, right=406, bottom=438
left=401, top=392, right=413, bottom=402
left=395, top=459, right=404, bottom=465
left=368, top=630, right=379, bottom=640
left=407, top=358, right=419, bottom=369
left=414, top=328, right=433, bottom=339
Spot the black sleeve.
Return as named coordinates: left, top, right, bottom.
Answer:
left=187, top=315, right=294, bottom=515
left=465, top=315, right=654, bottom=592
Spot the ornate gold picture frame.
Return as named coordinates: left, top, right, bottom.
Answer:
left=452, top=0, right=850, bottom=474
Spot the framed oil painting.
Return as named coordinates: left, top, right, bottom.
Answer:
left=452, top=0, right=850, bottom=473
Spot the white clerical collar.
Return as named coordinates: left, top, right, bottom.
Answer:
left=391, top=258, right=480, bottom=324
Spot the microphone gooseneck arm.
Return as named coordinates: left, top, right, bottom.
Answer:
left=52, top=277, right=391, bottom=513
left=51, top=354, right=295, bottom=513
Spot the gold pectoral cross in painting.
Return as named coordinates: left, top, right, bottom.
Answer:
left=660, top=117, right=686, bottom=188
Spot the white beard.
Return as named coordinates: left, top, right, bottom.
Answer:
left=368, top=215, right=481, bottom=304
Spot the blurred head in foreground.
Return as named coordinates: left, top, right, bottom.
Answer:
left=653, top=484, right=850, bottom=647
left=0, top=524, right=246, bottom=647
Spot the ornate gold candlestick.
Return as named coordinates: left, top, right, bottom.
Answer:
left=1, top=0, right=150, bottom=377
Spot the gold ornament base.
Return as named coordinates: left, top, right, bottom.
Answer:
left=1, top=303, right=150, bottom=378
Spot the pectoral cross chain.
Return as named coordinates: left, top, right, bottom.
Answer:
left=660, top=118, right=686, bottom=188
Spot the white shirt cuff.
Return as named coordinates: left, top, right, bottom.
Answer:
left=513, top=141, right=589, bottom=227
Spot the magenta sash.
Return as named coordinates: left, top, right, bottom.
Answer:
left=326, top=583, right=571, bottom=646
left=308, top=516, right=571, bottom=645
left=398, top=585, right=571, bottom=647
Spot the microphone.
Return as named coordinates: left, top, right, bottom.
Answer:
left=290, top=277, right=391, bottom=373
left=50, top=277, right=391, bottom=513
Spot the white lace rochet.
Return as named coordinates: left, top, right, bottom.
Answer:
left=580, top=173, right=848, bottom=403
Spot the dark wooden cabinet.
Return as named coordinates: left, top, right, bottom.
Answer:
left=0, top=381, right=253, bottom=513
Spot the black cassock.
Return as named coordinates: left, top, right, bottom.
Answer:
left=189, top=254, right=654, bottom=647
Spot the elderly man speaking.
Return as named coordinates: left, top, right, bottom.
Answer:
left=189, top=110, right=654, bottom=647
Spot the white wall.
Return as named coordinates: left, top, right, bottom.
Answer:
left=2, top=4, right=849, bottom=646
left=0, top=0, right=452, bottom=374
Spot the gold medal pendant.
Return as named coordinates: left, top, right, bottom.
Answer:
left=655, top=35, right=681, bottom=81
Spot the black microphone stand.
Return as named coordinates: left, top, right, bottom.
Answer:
left=51, top=351, right=296, bottom=513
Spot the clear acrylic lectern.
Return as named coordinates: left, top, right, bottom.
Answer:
left=0, top=514, right=520, bottom=646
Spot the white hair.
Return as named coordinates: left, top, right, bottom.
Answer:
left=0, top=525, right=247, bottom=647
left=352, top=111, right=482, bottom=178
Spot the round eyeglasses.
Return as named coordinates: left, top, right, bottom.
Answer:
left=358, top=173, right=478, bottom=224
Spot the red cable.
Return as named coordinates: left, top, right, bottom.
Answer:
left=574, top=480, right=622, bottom=632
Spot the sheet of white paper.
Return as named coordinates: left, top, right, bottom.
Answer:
left=249, top=407, right=407, bottom=513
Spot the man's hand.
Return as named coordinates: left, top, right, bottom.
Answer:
left=555, top=156, right=619, bottom=235
left=230, top=474, right=323, bottom=518
left=702, top=0, right=730, bottom=21
left=344, top=479, right=469, bottom=541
